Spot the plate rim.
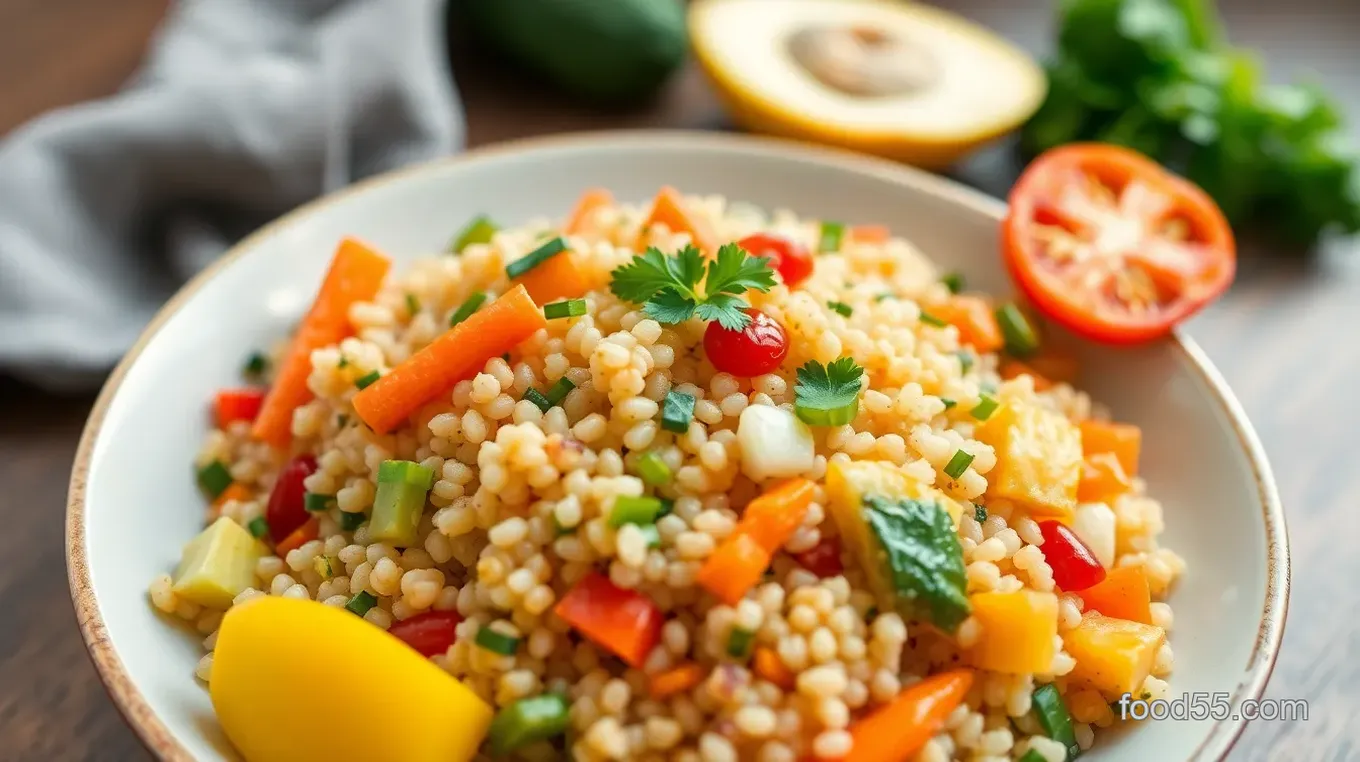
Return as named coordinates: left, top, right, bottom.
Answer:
left=64, top=129, right=1290, bottom=762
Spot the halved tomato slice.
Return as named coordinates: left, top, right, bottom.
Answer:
left=1002, top=144, right=1235, bottom=344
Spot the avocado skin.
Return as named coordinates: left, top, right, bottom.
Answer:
left=466, top=0, right=688, bottom=104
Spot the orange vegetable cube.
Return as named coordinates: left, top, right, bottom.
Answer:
left=1077, top=565, right=1154, bottom=625
left=967, top=590, right=1058, bottom=674
left=1062, top=612, right=1165, bottom=700
left=1079, top=420, right=1142, bottom=477
left=975, top=401, right=1082, bottom=522
left=1077, top=452, right=1133, bottom=503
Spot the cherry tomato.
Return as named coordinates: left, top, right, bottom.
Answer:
left=1002, top=143, right=1235, bottom=344
left=737, top=233, right=814, bottom=288
left=214, top=388, right=267, bottom=428
left=1036, top=520, right=1106, bottom=591
left=703, top=309, right=789, bottom=377
left=386, top=610, right=463, bottom=657
left=794, top=536, right=843, bottom=578
left=266, top=454, right=318, bottom=542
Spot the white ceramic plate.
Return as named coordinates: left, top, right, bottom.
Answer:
left=67, top=131, right=1288, bottom=761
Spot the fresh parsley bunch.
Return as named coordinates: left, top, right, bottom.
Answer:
left=609, top=243, right=777, bottom=330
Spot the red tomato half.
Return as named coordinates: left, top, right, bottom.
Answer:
left=1003, top=144, right=1235, bottom=344
left=737, top=233, right=814, bottom=288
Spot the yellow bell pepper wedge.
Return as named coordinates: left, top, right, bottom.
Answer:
left=1062, top=612, right=1166, bottom=701
left=211, top=597, right=493, bottom=762
left=171, top=516, right=266, bottom=609
left=967, top=590, right=1059, bottom=674
left=974, top=399, right=1082, bottom=522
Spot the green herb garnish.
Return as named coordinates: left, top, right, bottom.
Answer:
left=794, top=357, right=864, bottom=427
left=609, top=243, right=776, bottom=330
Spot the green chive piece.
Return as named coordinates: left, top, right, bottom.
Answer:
left=523, top=388, right=553, bottom=413
left=875, top=292, right=896, bottom=302
left=661, top=391, right=696, bottom=434
left=944, top=449, right=976, bottom=479
left=941, top=398, right=957, bottom=410
left=346, top=591, right=378, bottom=616
left=996, top=303, right=1040, bottom=357
left=506, top=237, right=567, bottom=280
left=476, top=625, right=521, bottom=655
left=451, top=215, right=498, bottom=253
left=544, top=299, right=587, bottom=320
left=340, top=511, right=366, bottom=532
left=818, top=221, right=845, bottom=252
left=354, top=370, right=381, bottom=390
left=609, top=496, right=665, bottom=527
left=545, top=377, right=576, bottom=406
left=370, top=460, right=436, bottom=547
left=243, top=352, right=268, bottom=378
left=941, top=272, right=966, bottom=294
left=726, top=627, right=756, bottom=659
left=247, top=516, right=270, bottom=539
left=656, top=498, right=675, bottom=519
left=197, top=461, right=233, bottom=499
left=405, top=293, right=420, bottom=316
left=958, top=352, right=975, bottom=374
left=919, top=311, right=948, bottom=328
left=449, top=291, right=488, bottom=327
left=974, top=504, right=988, bottom=524
left=827, top=300, right=853, bottom=318
left=1017, top=751, right=1047, bottom=762
left=638, top=524, right=662, bottom=548
left=636, top=451, right=672, bottom=486
left=337, top=356, right=349, bottom=369
left=488, top=694, right=571, bottom=756
left=304, top=493, right=334, bottom=513
left=970, top=394, right=1000, bottom=421
left=314, top=556, right=334, bottom=579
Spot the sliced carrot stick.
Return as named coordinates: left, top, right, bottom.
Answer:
left=353, top=285, right=547, bottom=433
left=564, top=188, right=615, bottom=235
left=513, top=251, right=592, bottom=305
left=637, top=186, right=718, bottom=254
left=753, top=647, right=795, bottom=690
left=275, top=516, right=319, bottom=557
left=931, top=295, right=1004, bottom=353
left=1077, top=452, right=1132, bottom=503
left=1077, top=565, right=1153, bottom=625
left=211, top=483, right=253, bottom=515
left=740, top=478, right=817, bottom=554
left=843, top=669, right=974, bottom=762
left=849, top=224, right=891, bottom=244
left=696, top=532, right=771, bottom=606
left=1000, top=359, right=1054, bottom=391
left=1079, top=420, right=1142, bottom=477
left=648, top=663, right=706, bottom=699
left=252, top=238, right=391, bottom=446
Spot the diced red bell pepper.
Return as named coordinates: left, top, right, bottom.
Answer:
left=266, top=454, right=318, bottom=542
left=387, top=610, right=463, bottom=657
left=554, top=572, right=662, bottom=668
left=215, top=388, right=267, bottom=428
left=794, top=535, right=843, bottom=578
left=1037, top=520, right=1106, bottom=591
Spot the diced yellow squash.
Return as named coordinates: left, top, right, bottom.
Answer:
left=974, top=399, right=1082, bottom=522
left=212, top=596, right=493, bottom=762
left=1062, top=612, right=1166, bottom=700
left=967, top=590, right=1058, bottom=674
left=171, top=516, right=266, bottom=609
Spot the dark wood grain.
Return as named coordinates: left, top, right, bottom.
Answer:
left=1, top=0, right=1355, bottom=759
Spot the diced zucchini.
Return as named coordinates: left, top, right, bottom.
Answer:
left=171, top=517, right=266, bottom=609
left=369, top=460, right=435, bottom=548
left=974, top=399, right=1082, bottom=522
left=967, top=590, right=1059, bottom=674
left=1062, top=612, right=1165, bottom=700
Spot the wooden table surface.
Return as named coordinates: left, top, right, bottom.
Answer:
left=1, top=1, right=1355, bottom=759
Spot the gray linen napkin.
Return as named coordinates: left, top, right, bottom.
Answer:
left=0, top=0, right=462, bottom=390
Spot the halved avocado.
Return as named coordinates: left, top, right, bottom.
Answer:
left=690, top=0, right=1047, bottom=169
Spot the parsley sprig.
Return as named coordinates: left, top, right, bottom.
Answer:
left=794, top=357, right=865, bottom=426
left=609, top=243, right=777, bottom=331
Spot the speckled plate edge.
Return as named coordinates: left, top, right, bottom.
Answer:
left=65, top=129, right=1290, bottom=762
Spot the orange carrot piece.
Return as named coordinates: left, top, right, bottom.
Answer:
left=1000, top=359, right=1054, bottom=391
left=638, top=186, right=718, bottom=254
left=843, top=669, right=974, bottom=762
left=564, top=188, right=615, bottom=234
left=753, top=647, right=795, bottom=690
left=210, top=483, right=252, bottom=515
left=696, top=532, right=771, bottom=606
left=740, top=478, right=817, bottom=553
left=1079, top=420, right=1142, bottom=477
left=849, top=224, right=891, bottom=244
left=275, top=516, right=319, bottom=557
left=1077, top=452, right=1132, bottom=503
left=352, top=285, right=547, bottom=433
left=931, top=296, right=1004, bottom=353
left=252, top=238, right=391, bottom=446
left=649, top=663, right=706, bottom=699
left=1077, top=565, right=1153, bottom=625
left=513, top=251, right=592, bottom=305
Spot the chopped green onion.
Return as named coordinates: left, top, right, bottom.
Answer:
left=488, top=693, right=571, bottom=756
left=476, top=625, right=521, bottom=655
left=544, top=299, right=587, bottom=320
left=242, top=352, right=268, bottom=378
left=304, top=493, right=334, bottom=513
left=957, top=352, right=975, bottom=375
left=609, top=496, right=665, bottom=527
left=656, top=498, right=675, bottom=519
left=450, top=214, right=498, bottom=253
left=247, top=516, right=270, bottom=539
left=369, top=460, right=435, bottom=547
left=996, top=303, right=1040, bottom=357
left=346, top=591, right=378, bottom=616
left=505, top=237, right=567, bottom=280
left=638, top=524, right=662, bottom=548
left=818, top=221, right=845, bottom=252
left=970, top=394, right=1000, bottom=421
left=523, top=388, right=553, bottom=413
left=827, top=300, right=853, bottom=317
left=405, top=293, right=420, bottom=315
left=1017, top=751, right=1047, bottom=762
left=339, top=511, right=366, bottom=532
left=875, top=292, right=896, bottom=302
left=941, top=272, right=966, bottom=294
left=661, top=391, right=696, bottom=434
left=1030, top=684, right=1080, bottom=760
left=944, top=449, right=976, bottom=480
left=919, top=311, right=948, bottom=328
left=973, top=504, right=988, bottom=524
left=726, top=627, right=756, bottom=659
left=449, top=291, right=488, bottom=327
left=337, top=356, right=349, bottom=369
left=794, top=398, right=858, bottom=427
left=354, top=370, right=381, bottom=390
left=635, top=451, right=672, bottom=486
left=545, top=377, right=576, bottom=406
left=940, top=398, right=957, bottom=410
left=197, top=461, right=233, bottom=499
left=313, top=556, right=333, bottom=579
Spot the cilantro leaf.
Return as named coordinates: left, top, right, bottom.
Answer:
left=609, top=247, right=691, bottom=304
left=609, top=242, right=775, bottom=330
left=706, top=243, right=778, bottom=298
left=644, top=289, right=698, bottom=324
left=694, top=293, right=749, bottom=330
left=794, top=357, right=865, bottom=426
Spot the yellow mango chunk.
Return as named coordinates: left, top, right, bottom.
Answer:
left=1062, top=612, right=1166, bottom=700
left=967, top=590, right=1058, bottom=674
left=974, top=399, right=1081, bottom=522
left=171, top=516, right=265, bottom=609
left=211, top=596, right=492, bottom=762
